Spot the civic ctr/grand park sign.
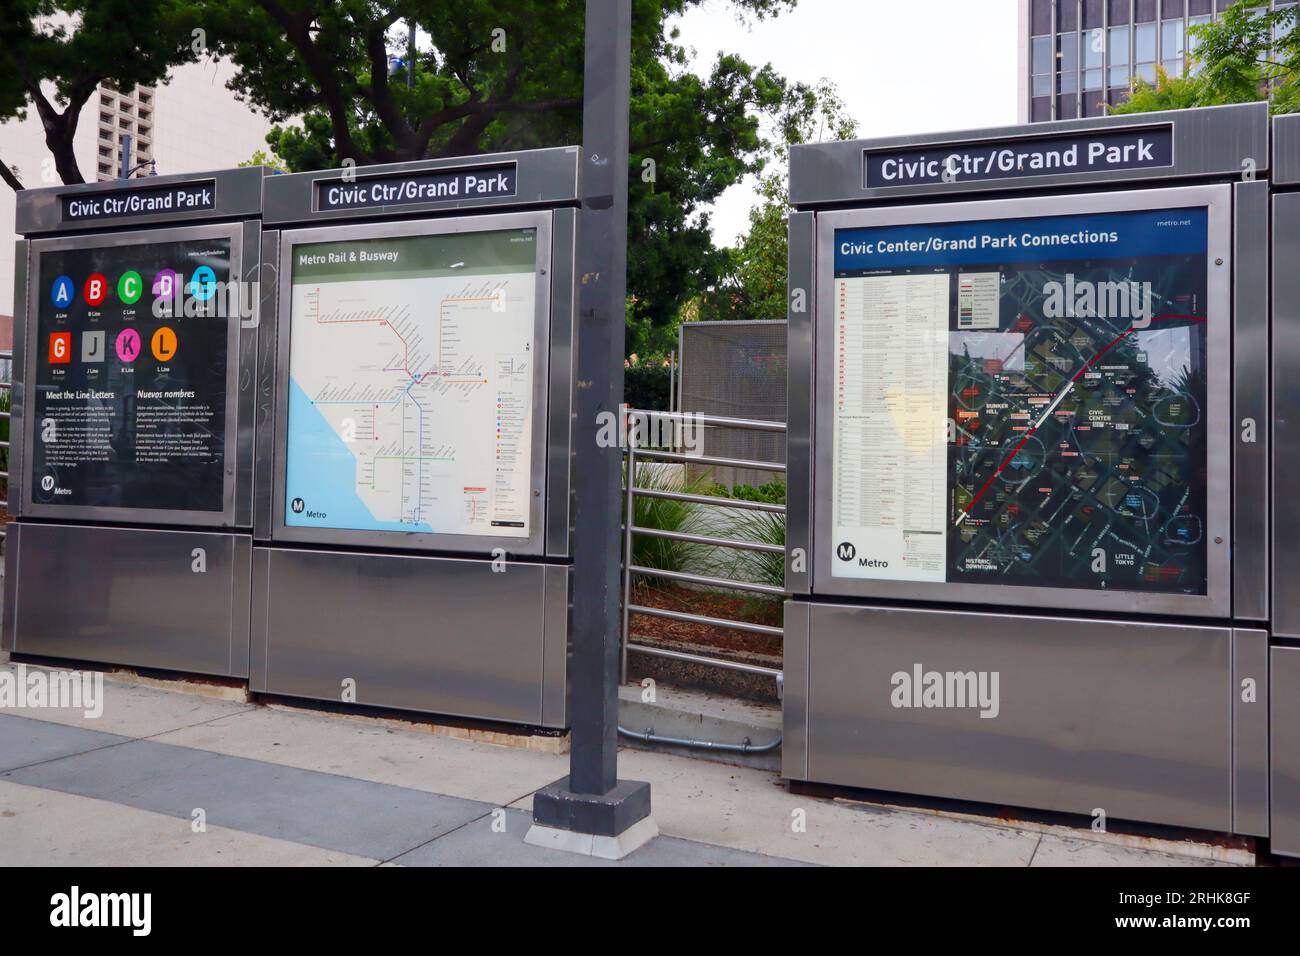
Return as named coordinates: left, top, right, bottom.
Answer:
left=314, top=163, right=518, bottom=211
left=865, top=125, right=1174, bottom=187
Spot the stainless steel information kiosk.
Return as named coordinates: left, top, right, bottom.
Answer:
left=3, top=167, right=268, bottom=677
left=255, top=149, right=577, bottom=727
left=1269, top=112, right=1300, bottom=858
left=784, top=103, right=1275, bottom=841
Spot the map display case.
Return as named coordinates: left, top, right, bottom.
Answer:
left=252, top=149, right=578, bottom=728
left=811, top=186, right=1231, bottom=618
left=2, top=167, right=269, bottom=678
left=783, top=104, right=1272, bottom=838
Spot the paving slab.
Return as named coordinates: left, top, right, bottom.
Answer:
left=0, top=661, right=256, bottom=738
left=153, top=704, right=568, bottom=805
left=0, top=712, right=130, bottom=773
left=0, top=781, right=376, bottom=866
left=1, top=721, right=494, bottom=861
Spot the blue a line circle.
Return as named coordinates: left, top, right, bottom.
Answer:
left=50, top=275, right=75, bottom=308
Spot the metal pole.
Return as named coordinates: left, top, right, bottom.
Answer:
left=529, top=0, right=652, bottom=846
left=118, top=133, right=133, bottom=180
left=569, top=0, right=630, bottom=797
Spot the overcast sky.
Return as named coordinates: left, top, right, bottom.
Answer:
left=670, top=0, right=1020, bottom=244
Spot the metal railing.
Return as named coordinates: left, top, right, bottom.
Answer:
left=620, top=408, right=785, bottom=691
left=0, top=349, right=10, bottom=542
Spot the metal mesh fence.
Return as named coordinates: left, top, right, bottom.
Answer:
left=678, top=321, right=787, bottom=489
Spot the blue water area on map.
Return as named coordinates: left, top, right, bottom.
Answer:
left=284, top=378, right=435, bottom=533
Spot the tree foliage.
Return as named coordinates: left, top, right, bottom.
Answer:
left=0, top=1, right=201, bottom=189
left=202, top=0, right=837, bottom=345
left=694, top=79, right=856, bottom=325
left=1111, top=1, right=1300, bottom=115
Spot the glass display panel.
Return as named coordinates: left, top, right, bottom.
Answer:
left=31, top=237, right=233, bottom=511
left=283, top=228, right=540, bottom=538
left=829, top=207, right=1210, bottom=596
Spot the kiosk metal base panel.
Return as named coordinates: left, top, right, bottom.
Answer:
left=1, top=522, right=251, bottom=678
left=1271, top=645, right=1300, bottom=858
left=250, top=547, right=569, bottom=728
left=784, top=600, right=1235, bottom=833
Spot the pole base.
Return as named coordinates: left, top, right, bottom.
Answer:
left=524, top=815, right=659, bottom=860
left=530, top=775, right=653, bottom=841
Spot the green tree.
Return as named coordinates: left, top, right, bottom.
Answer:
left=202, top=0, right=839, bottom=349
left=1110, top=1, right=1298, bottom=115
left=696, top=79, right=856, bottom=324
left=0, top=1, right=203, bottom=190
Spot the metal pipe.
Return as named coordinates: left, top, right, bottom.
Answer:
left=626, top=641, right=782, bottom=678
left=627, top=564, right=784, bottom=596
left=618, top=724, right=782, bottom=754
left=621, top=436, right=637, bottom=684
left=628, top=600, right=784, bottom=637
left=631, top=525, right=784, bottom=554
left=631, top=485, right=784, bottom=513
left=633, top=408, right=787, bottom=433
left=632, top=448, right=786, bottom=472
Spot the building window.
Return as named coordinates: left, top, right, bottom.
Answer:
left=1162, top=18, right=1186, bottom=77
left=1083, top=24, right=1104, bottom=91
left=1109, top=0, right=1131, bottom=25
left=1188, top=14, right=1214, bottom=74
left=1109, top=24, right=1132, bottom=88
left=1135, top=22, right=1158, bottom=83
left=1033, top=33, right=1054, bottom=97
left=1058, top=30, right=1079, bottom=96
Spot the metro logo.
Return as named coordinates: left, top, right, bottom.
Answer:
left=48, top=332, right=71, bottom=364
left=83, top=273, right=108, bottom=307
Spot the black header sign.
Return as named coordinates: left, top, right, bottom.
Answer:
left=315, top=164, right=518, bottom=211
left=865, top=126, right=1174, bottom=188
left=61, top=181, right=216, bottom=222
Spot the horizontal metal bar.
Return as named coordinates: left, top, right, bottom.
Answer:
left=628, top=603, right=784, bottom=638
left=630, top=448, right=786, bottom=472
left=631, top=525, right=784, bottom=554
left=625, top=639, right=783, bottom=677
left=631, top=485, right=784, bottom=513
left=627, top=564, right=784, bottom=596
left=630, top=408, right=786, bottom=433
left=0, top=440, right=8, bottom=449
left=0, top=470, right=8, bottom=479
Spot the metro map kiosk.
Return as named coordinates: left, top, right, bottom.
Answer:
left=254, top=150, right=577, bottom=727
left=785, top=104, right=1276, bottom=843
left=3, top=168, right=268, bottom=676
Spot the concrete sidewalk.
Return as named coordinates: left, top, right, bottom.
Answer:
left=0, top=659, right=1250, bottom=867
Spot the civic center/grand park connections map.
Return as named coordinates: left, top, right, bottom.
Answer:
left=830, top=207, right=1209, bottom=596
